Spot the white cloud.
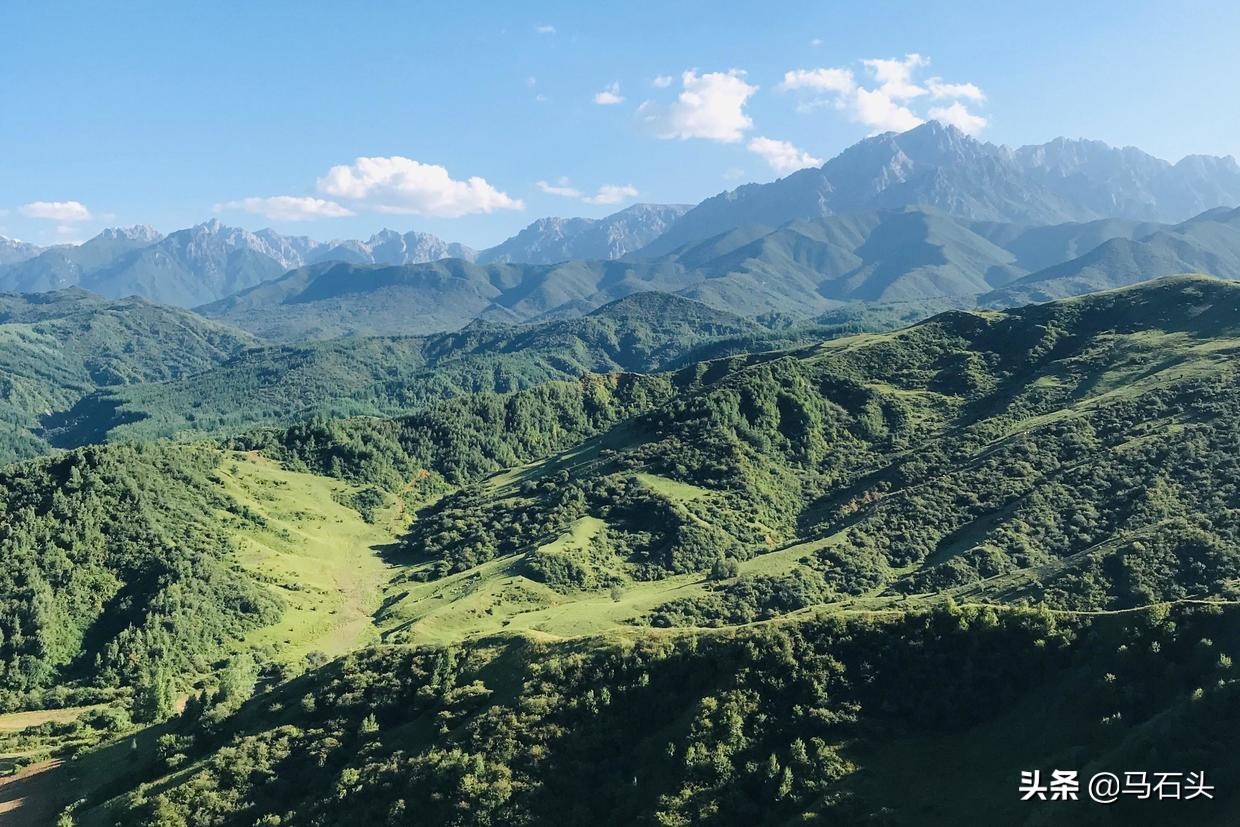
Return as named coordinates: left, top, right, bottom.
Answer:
left=778, top=67, right=855, bottom=95
left=583, top=184, right=638, bottom=205
left=780, top=54, right=987, bottom=136
left=317, top=156, right=524, bottom=217
left=536, top=179, right=583, bottom=198
left=535, top=23, right=556, bottom=34
left=638, top=69, right=757, bottom=143
left=652, top=74, right=673, bottom=88
left=534, top=93, right=548, bottom=103
left=926, top=77, right=985, bottom=102
left=215, top=196, right=354, bottom=221
left=928, top=102, right=989, bottom=136
left=861, top=54, right=928, bottom=100
left=526, top=76, right=537, bottom=88
left=19, top=200, right=92, bottom=221
left=810, top=38, right=823, bottom=47
left=594, top=82, right=624, bottom=105
left=747, top=137, right=823, bottom=175
left=854, top=88, right=924, bottom=132
left=538, top=178, right=638, bottom=206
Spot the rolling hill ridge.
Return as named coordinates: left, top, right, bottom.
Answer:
left=9, top=276, right=1240, bottom=824
left=0, top=289, right=255, bottom=463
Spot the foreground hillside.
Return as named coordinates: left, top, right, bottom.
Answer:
left=8, top=276, right=1240, bottom=823
left=85, top=605, right=1240, bottom=825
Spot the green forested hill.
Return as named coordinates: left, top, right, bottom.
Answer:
left=0, top=443, right=280, bottom=703
left=93, top=605, right=1240, bottom=826
left=0, top=290, right=255, bottom=463
left=14, top=276, right=1240, bottom=824
left=44, top=293, right=776, bottom=447
left=241, top=276, right=1240, bottom=620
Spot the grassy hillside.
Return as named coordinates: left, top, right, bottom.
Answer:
left=237, top=276, right=1240, bottom=640
left=0, top=290, right=254, bottom=464
left=13, top=275, right=1240, bottom=824
left=216, top=454, right=398, bottom=665
left=0, top=443, right=402, bottom=704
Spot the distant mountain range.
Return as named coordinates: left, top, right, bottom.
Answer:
left=200, top=205, right=1233, bottom=339
left=0, top=235, right=46, bottom=266
left=640, top=122, right=1240, bottom=255
left=0, top=204, right=692, bottom=306
left=477, top=204, right=690, bottom=264
left=4, top=123, right=1239, bottom=316
left=0, top=221, right=476, bottom=306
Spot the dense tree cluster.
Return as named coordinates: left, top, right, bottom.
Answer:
left=98, top=603, right=1240, bottom=825
left=234, top=373, right=675, bottom=492
left=0, top=444, right=279, bottom=703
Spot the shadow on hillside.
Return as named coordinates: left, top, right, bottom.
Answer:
left=0, top=759, right=64, bottom=826
left=39, top=392, right=149, bottom=449
left=371, top=539, right=411, bottom=567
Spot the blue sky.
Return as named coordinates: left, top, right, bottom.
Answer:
left=3, top=0, right=1239, bottom=248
